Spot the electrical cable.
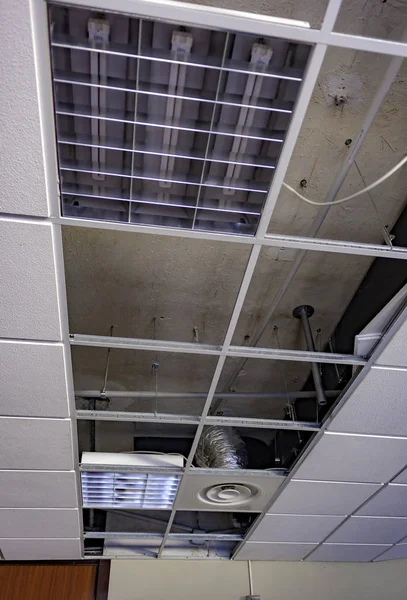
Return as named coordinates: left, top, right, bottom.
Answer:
left=282, top=154, right=407, bottom=206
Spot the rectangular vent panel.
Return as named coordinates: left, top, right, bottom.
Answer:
left=82, top=472, right=181, bottom=509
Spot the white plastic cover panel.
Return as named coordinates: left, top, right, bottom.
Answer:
left=328, top=367, right=407, bottom=436
left=293, top=432, right=407, bottom=484
left=0, top=341, right=70, bottom=418
left=374, top=544, right=407, bottom=561
left=356, top=484, right=407, bottom=517
left=0, top=471, right=78, bottom=508
left=81, top=451, right=183, bottom=468
left=0, top=538, right=82, bottom=560
left=249, top=514, right=344, bottom=543
left=0, top=508, right=80, bottom=539
left=236, top=542, right=317, bottom=561
left=82, top=471, right=181, bottom=509
left=176, top=472, right=285, bottom=512
left=50, top=4, right=311, bottom=235
left=306, top=543, right=391, bottom=562
left=326, top=516, right=407, bottom=545
left=267, top=480, right=381, bottom=516
left=103, top=537, right=161, bottom=557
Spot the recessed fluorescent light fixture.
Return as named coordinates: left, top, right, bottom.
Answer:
left=49, top=1, right=311, bottom=235
left=81, top=452, right=183, bottom=510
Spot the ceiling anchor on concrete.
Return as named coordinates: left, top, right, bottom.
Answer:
left=293, top=305, right=327, bottom=406
left=193, top=326, right=199, bottom=344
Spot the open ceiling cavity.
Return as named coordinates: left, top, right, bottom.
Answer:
left=50, top=4, right=311, bottom=234
left=46, top=0, right=407, bottom=564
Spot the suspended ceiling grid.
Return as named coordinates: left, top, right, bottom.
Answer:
left=62, top=0, right=407, bottom=562
left=0, top=0, right=406, bottom=564
left=63, top=0, right=407, bottom=420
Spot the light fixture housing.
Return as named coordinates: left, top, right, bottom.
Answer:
left=49, top=3, right=311, bottom=235
left=81, top=452, right=183, bottom=510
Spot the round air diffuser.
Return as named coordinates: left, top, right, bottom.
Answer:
left=198, top=483, right=258, bottom=506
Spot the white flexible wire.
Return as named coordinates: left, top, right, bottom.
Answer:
left=282, top=154, right=407, bottom=206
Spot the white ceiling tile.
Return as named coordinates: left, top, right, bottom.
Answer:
left=0, top=471, right=78, bottom=508
left=392, top=466, right=407, bottom=484
left=0, top=341, right=70, bottom=418
left=326, top=516, right=407, bottom=544
left=328, top=367, right=407, bottom=436
left=0, top=417, right=74, bottom=470
left=306, top=543, right=390, bottom=562
left=0, top=508, right=80, bottom=538
left=249, top=514, right=344, bottom=543
left=236, top=542, right=317, bottom=561
left=268, top=480, right=380, bottom=516
left=293, top=433, right=407, bottom=484
left=0, top=221, right=61, bottom=341
left=374, top=544, right=407, bottom=561
left=356, top=484, right=407, bottom=517
left=0, top=1, right=49, bottom=217
left=375, top=321, right=407, bottom=368
left=0, top=538, right=82, bottom=560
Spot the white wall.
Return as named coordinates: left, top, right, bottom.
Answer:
left=108, top=559, right=407, bottom=600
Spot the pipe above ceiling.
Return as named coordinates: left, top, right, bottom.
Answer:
left=75, top=390, right=340, bottom=400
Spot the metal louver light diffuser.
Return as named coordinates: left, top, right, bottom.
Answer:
left=81, top=452, right=183, bottom=509
left=49, top=4, right=311, bottom=235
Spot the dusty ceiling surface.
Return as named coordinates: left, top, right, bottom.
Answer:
left=63, top=0, right=407, bottom=416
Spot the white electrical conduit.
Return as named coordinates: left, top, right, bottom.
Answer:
left=283, top=154, right=407, bottom=206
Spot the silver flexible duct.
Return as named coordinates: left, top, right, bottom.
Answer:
left=195, top=426, right=248, bottom=469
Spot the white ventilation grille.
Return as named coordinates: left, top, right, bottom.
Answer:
left=81, top=451, right=183, bottom=509
left=176, top=473, right=285, bottom=512
left=198, top=483, right=257, bottom=506
left=49, top=4, right=311, bottom=235
left=81, top=472, right=181, bottom=509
